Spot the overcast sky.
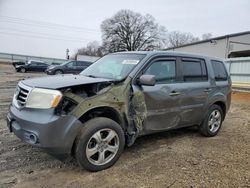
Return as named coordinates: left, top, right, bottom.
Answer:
left=0, top=0, right=249, bottom=59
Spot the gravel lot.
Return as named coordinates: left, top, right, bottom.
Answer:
left=0, top=64, right=249, bottom=188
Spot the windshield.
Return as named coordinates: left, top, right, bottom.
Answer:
left=80, top=54, right=145, bottom=80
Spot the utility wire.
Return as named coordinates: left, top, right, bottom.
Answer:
left=0, top=26, right=95, bottom=41
left=0, top=15, right=100, bottom=33
left=0, top=31, right=91, bottom=43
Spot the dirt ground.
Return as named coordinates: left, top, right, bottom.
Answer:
left=0, top=64, right=249, bottom=188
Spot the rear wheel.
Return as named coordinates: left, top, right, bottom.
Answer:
left=75, top=117, right=125, bottom=171
left=200, top=104, right=223, bottom=137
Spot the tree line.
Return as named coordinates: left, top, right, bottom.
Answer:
left=74, top=9, right=213, bottom=57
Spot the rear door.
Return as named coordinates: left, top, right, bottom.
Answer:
left=76, top=61, right=91, bottom=73
left=38, top=63, right=48, bottom=71
left=178, top=57, right=211, bottom=126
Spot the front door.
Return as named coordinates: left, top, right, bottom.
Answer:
left=65, top=61, right=77, bottom=74
left=28, top=62, right=38, bottom=71
left=135, top=58, right=182, bottom=132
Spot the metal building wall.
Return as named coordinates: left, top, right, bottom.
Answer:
left=225, top=57, right=250, bottom=84
left=167, top=33, right=250, bottom=59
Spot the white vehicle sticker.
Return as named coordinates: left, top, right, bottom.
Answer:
left=122, top=60, right=139, bottom=65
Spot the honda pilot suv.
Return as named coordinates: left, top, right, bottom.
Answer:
left=6, top=51, right=231, bottom=171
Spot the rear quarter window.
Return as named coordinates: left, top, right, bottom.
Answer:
left=211, top=60, right=228, bottom=81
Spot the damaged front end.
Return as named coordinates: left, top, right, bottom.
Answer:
left=57, top=77, right=147, bottom=146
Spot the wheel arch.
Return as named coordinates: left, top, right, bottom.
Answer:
left=212, top=101, right=226, bottom=120
left=54, top=69, right=64, bottom=74
left=71, top=106, right=127, bottom=156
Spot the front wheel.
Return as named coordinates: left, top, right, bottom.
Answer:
left=75, top=117, right=125, bottom=171
left=54, top=70, right=63, bottom=75
left=200, top=104, right=224, bottom=137
left=20, top=68, right=26, bottom=73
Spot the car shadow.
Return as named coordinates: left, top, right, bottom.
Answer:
left=125, top=126, right=200, bottom=153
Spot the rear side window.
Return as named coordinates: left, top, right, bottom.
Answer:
left=182, top=59, right=208, bottom=82
left=77, top=61, right=92, bottom=66
left=211, top=60, right=228, bottom=81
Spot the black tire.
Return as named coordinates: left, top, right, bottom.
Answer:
left=75, top=117, right=125, bottom=172
left=200, top=104, right=224, bottom=137
left=54, top=70, right=63, bottom=75
left=20, top=68, right=26, bottom=73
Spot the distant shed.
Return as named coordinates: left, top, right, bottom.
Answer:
left=76, top=55, right=100, bottom=62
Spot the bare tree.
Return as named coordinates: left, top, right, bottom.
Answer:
left=75, top=41, right=104, bottom=57
left=202, top=33, right=213, bottom=40
left=167, top=31, right=200, bottom=48
left=101, top=9, right=167, bottom=52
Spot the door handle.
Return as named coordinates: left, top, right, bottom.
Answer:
left=204, top=88, right=212, bottom=92
left=169, top=91, right=181, bottom=96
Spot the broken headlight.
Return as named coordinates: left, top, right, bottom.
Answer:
left=55, top=97, right=78, bottom=115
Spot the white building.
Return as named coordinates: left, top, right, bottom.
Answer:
left=76, top=55, right=100, bottom=62
left=166, top=31, right=250, bottom=59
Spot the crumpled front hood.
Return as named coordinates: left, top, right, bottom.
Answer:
left=21, top=74, right=112, bottom=89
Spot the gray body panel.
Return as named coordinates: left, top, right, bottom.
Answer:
left=7, top=104, right=82, bottom=156
left=22, top=74, right=111, bottom=89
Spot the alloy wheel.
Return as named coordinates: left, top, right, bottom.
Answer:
left=208, top=109, right=222, bottom=133
left=86, top=128, right=119, bottom=166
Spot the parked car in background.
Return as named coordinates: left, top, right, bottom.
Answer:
left=15, top=60, right=49, bottom=73
left=45, top=60, right=92, bottom=75
left=51, top=62, right=61, bottom=65
left=12, top=60, right=26, bottom=68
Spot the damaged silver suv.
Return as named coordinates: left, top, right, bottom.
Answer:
left=7, top=51, right=231, bottom=171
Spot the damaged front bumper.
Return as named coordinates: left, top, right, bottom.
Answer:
left=7, top=104, right=83, bottom=158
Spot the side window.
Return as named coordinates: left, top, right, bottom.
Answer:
left=77, top=61, right=87, bottom=66
left=30, top=62, right=38, bottom=66
left=144, top=60, right=176, bottom=84
left=211, top=60, right=228, bottom=81
left=182, top=59, right=208, bottom=82
left=76, top=61, right=82, bottom=66
left=66, top=61, right=75, bottom=68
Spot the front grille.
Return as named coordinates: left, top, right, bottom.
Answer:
left=16, top=87, right=29, bottom=106
left=14, top=82, right=32, bottom=107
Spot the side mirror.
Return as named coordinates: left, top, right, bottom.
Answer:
left=139, top=75, right=156, bottom=86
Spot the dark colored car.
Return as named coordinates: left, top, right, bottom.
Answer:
left=7, top=51, right=231, bottom=171
left=12, top=61, right=26, bottom=68
left=51, top=62, right=61, bottom=65
left=15, top=60, right=49, bottom=73
left=45, top=60, right=92, bottom=75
